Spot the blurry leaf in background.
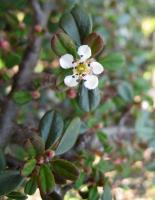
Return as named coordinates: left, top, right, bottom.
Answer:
left=21, top=159, right=36, bottom=177
left=0, top=170, right=23, bottom=196
left=78, top=84, right=101, bottom=112
left=55, top=117, right=81, bottom=155
left=101, top=183, right=112, bottom=200
left=0, top=149, right=6, bottom=171
left=99, top=53, right=125, bottom=70
left=39, top=110, right=64, bottom=149
left=88, top=186, right=99, bottom=200
left=13, top=91, right=32, bottom=105
left=7, top=191, right=27, bottom=200
left=24, top=177, right=37, bottom=195
left=117, top=81, right=134, bottom=103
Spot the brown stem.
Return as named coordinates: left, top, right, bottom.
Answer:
left=0, top=0, right=57, bottom=148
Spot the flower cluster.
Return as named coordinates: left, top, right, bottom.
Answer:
left=59, top=45, right=104, bottom=90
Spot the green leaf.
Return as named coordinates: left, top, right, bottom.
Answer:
left=39, top=164, right=55, bottom=194
left=9, top=144, right=28, bottom=161
left=117, top=81, right=133, bottom=103
left=75, top=172, right=85, bottom=189
left=99, top=53, right=125, bottom=70
left=51, top=159, right=79, bottom=181
left=30, top=134, right=45, bottom=155
left=0, top=170, right=23, bottom=196
left=88, top=186, right=99, bottom=200
left=59, top=5, right=92, bottom=44
left=5, top=53, right=20, bottom=68
left=97, top=132, right=112, bottom=153
left=79, top=84, right=101, bottom=112
left=21, top=159, right=36, bottom=177
left=102, top=184, right=112, bottom=200
left=84, top=32, right=104, bottom=56
left=51, top=30, right=77, bottom=57
left=24, top=177, right=37, bottom=195
left=13, top=91, right=32, bottom=105
left=0, top=149, right=6, bottom=171
left=39, top=110, right=64, bottom=149
left=145, top=161, right=155, bottom=171
left=25, top=139, right=37, bottom=158
left=7, top=191, right=27, bottom=200
left=55, top=117, right=81, bottom=155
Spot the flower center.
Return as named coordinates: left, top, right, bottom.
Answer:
left=74, top=63, right=89, bottom=75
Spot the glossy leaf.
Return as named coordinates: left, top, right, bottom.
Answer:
left=21, top=159, right=36, bottom=176
left=0, top=170, right=23, bottom=196
left=39, top=110, right=64, bottom=149
left=60, top=5, right=92, bottom=44
left=51, top=30, right=77, bottom=57
left=39, top=164, right=55, bottom=194
left=55, top=117, right=81, bottom=155
left=84, top=32, right=104, bottom=56
left=51, top=159, right=79, bottom=181
left=79, top=84, right=101, bottom=112
left=7, top=191, right=27, bottom=200
left=24, top=177, right=37, bottom=195
left=99, top=53, right=125, bottom=70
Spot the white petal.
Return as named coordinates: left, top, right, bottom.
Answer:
left=59, top=54, right=74, bottom=69
left=90, top=61, right=104, bottom=75
left=77, top=45, right=91, bottom=61
left=64, top=75, right=79, bottom=87
left=83, top=75, right=98, bottom=90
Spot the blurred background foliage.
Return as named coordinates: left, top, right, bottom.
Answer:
left=1, top=0, right=155, bottom=199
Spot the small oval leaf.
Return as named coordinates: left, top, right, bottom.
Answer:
left=21, top=159, right=36, bottom=177
left=79, top=84, right=101, bottom=112
left=117, top=81, right=133, bottom=103
left=51, top=30, right=77, bottom=57
left=51, top=159, right=79, bottom=181
left=39, top=110, right=64, bottom=149
left=24, top=177, right=37, bottom=195
left=38, top=164, right=55, bottom=194
left=55, top=117, right=81, bottom=155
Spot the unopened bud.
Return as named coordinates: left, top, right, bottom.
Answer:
left=34, top=24, right=42, bottom=33
left=0, top=39, right=10, bottom=51
left=37, top=156, right=44, bottom=165
left=46, top=150, right=55, bottom=159
left=67, top=88, right=77, bottom=99
left=31, top=90, right=40, bottom=100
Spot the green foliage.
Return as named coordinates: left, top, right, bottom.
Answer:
left=38, top=164, right=55, bottom=194
left=24, top=177, right=38, bottom=195
left=55, top=117, right=81, bottom=155
left=102, top=184, right=112, bottom=200
left=21, top=159, right=36, bottom=176
left=39, top=110, right=64, bottom=149
left=78, top=84, right=101, bottom=112
left=51, top=159, right=79, bottom=181
left=7, top=191, right=27, bottom=200
left=99, top=53, right=125, bottom=70
left=0, top=171, right=23, bottom=196
left=13, top=91, right=32, bottom=105
left=0, top=149, right=6, bottom=171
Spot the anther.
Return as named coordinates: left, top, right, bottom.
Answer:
left=72, top=75, right=75, bottom=78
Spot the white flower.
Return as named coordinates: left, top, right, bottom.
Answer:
left=59, top=45, right=104, bottom=90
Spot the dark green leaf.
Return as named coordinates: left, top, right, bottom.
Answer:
left=97, top=132, right=112, bottom=153
left=99, top=53, right=125, bottom=70
left=0, top=170, right=23, bottom=196
left=75, top=172, right=85, bottom=189
left=51, top=159, right=79, bottom=181
left=25, top=140, right=37, bottom=158
left=0, top=149, right=6, bottom=171
left=39, top=110, right=64, bottom=149
left=102, top=184, right=112, bottom=200
left=30, top=134, right=45, bottom=155
left=5, top=53, right=20, bottom=68
left=55, top=117, right=81, bottom=155
left=9, top=144, right=28, bottom=161
left=7, top=191, right=27, bottom=200
left=39, top=164, right=55, bottom=194
left=21, top=159, right=36, bottom=177
left=13, top=91, right=32, bottom=105
left=117, top=81, right=133, bottom=103
left=88, top=186, right=99, bottom=200
left=24, top=177, right=37, bottom=195
left=79, top=84, right=101, bottom=112
left=84, top=32, right=104, bottom=56
left=60, top=5, right=92, bottom=44
left=51, top=30, right=77, bottom=57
